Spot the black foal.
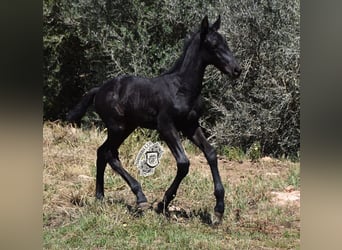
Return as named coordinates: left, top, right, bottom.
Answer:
left=67, top=15, right=241, bottom=223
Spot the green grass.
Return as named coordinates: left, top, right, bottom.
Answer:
left=43, top=122, right=300, bottom=249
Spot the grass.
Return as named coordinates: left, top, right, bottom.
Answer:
left=43, top=121, right=300, bottom=249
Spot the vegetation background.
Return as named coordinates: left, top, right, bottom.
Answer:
left=43, top=0, right=299, bottom=157
left=43, top=1, right=300, bottom=248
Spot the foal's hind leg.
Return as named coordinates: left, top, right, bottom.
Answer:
left=96, top=139, right=110, bottom=200
left=107, top=148, right=148, bottom=207
left=95, top=127, right=148, bottom=208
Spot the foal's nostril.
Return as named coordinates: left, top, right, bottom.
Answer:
left=233, top=67, right=242, bottom=77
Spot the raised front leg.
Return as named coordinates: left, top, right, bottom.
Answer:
left=184, top=125, right=225, bottom=224
left=156, top=122, right=190, bottom=214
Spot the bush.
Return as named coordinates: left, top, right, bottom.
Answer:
left=43, top=0, right=300, bottom=159
left=200, top=0, right=300, bottom=159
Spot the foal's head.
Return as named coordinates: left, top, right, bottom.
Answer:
left=200, top=15, right=241, bottom=79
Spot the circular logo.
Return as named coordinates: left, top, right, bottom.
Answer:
left=134, top=142, right=163, bottom=176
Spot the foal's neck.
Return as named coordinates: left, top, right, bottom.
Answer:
left=178, top=36, right=206, bottom=96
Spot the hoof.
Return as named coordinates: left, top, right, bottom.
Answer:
left=212, top=211, right=223, bottom=225
left=153, top=201, right=168, bottom=214
left=96, top=192, right=104, bottom=200
left=138, top=202, right=151, bottom=211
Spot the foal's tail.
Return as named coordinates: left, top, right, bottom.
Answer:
left=66, top=87, right=100, bottom=123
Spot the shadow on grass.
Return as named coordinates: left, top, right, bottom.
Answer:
left=166, top=207, right=213, bottom=225
left=74, top=196, right=216, bottom=226
left=149, top=203, right=214, bottom=225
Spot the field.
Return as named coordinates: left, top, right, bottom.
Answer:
left=43, top=122, right=300, bottom=249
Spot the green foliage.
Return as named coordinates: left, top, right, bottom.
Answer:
left=43, top=0, right=299, bottom=158
left=200, top=0, right=300, bottom=158
left=220, top=145, right=245, bottom=162
left=247, top=141, right=262, bottom=162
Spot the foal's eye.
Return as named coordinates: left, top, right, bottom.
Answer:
left=211, top=39, right=218, bottom=47
left=205, top=37, right=218, bottom=50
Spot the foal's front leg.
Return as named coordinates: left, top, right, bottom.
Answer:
left=185, top=125, right=225, bottom=224
left=156, top=124, right=190, bottom=214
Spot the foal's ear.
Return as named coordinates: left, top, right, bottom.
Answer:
left=200, top=15, right=209, bottom=41
left=212, top=15, right=221, bottom=31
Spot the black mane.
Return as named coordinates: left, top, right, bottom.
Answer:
left=160, top=31, right=198, bottom=76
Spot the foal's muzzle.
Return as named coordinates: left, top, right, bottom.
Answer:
left=232, top=66, right=242, bottom=79
left=223, top=64, right=242, bottom=79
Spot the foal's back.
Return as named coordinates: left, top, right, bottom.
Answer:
left=94, top=74, right=180, bottom=129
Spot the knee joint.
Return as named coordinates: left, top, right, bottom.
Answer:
left=131, top=182, right=142, bottom=194
left=177, top=158, right=190, bottom=176
left=97, top=146, right=109, bottom=158
left=206, top=147, right=217, bottom=163
left=214, top=185, right=225, bottom=199
left=97, top=147, right=104, bottom=157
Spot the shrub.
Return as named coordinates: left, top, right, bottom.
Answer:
left=200, top=0, right=300, bottom=159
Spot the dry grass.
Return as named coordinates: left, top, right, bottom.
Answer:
left=43, top=121, right=300, bottom=249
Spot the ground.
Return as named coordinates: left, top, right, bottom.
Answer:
left=43, top=122, right=300, bottom=249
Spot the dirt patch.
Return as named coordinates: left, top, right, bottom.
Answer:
left=188, top=154, right=300, bottom=207
left=271, top=189, right=300, bottom=207
left=189, top=154, right=289, bottom=183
